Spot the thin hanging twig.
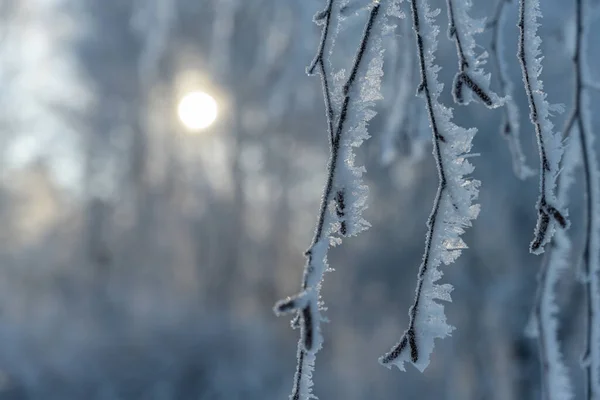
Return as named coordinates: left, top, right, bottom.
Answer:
left=307, top=0, right=336, bottom=147
left=379, top=0, right=449, bottom=366
left=486, top=0, right=534, bottom=179
left=530, top=136, right=578, bottom=400
left=274, top=2, right=391, bottom=398
left=445, top=0, right=500, bottom=107
left=517, top=0, right=568, bottom=255
left=379, top=0, right=479, bottom=372
left=562, top=0, right=600, bottom=397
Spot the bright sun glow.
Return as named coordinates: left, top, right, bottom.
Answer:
left=177, top=91, right=218, bottom=130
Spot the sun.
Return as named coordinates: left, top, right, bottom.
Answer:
left=177, top=91, right=218, bottom=131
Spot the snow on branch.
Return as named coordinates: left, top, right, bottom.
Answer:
left=274, top=1, right=401, bottom=398
left=445, top=0, right=502, bottom=108
left=487, top=0, right=534, bottom=180
left=379, top=0, right=479, bottom=372
left=517, top=0, right=568, bottom=255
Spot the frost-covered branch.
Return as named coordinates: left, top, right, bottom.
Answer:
left=307, top=0, right=336, bottom=147
left=528, top=136, right=579, bottom=400
left=487, top=0, right=534, bottom=180
left=533, top=245, right=574, bottom=400
left=379, top=0, right=479, bottom=372
left=564, top=0, right=600, bottom=397
left=529, top=2, right=600, bottom=397
left=517, top=0, right=567, bottom=255
left=274, top=1, right=399, bottom=398
left=445, top=0, right=501, bottom=107
left=306, top=0, right=348, bottom=236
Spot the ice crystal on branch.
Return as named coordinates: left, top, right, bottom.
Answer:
left=445, top=0, right=502, bottom=108
left=274, top=1, right=401, bottom=398
left=563, top=0, right=600, bottom=396
left=517, top=0, right=568, bottom=255
left=379, top=0, right=479, bottom=372
left=529, top=135, right=579, bottom=400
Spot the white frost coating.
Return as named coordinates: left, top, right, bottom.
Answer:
left=446, top=0, right=502, bottom=108
left=503, top=90, right=534, bottom=179
left=275, top=2, right=401, bottom=399
left=536, top=230, right=574, bottom=400
left=292, top=339, right=317, bottom=400
left=587, top=172, right=600, bottom=393
left=518, top=0, right=567, bottom=255
left=573, top=2, right=600, bottom=394
left=379, top=0, right=479, bottom=373
left=529, top=135, right=579, bottom=400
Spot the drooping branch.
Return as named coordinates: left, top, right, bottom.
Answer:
left=274, top=1, right=398, bottom=398
left=486, top=0, right=534, bottom=180
left=379, top=0, right=479, bottom=372
left=445, top=0, right=501, bottom=108
left=307, top=0, right=336, bottom=147
left=527, top=2, right=599, bottom=397
left=532, top=242, right=573, bottom=400
left=517, top=0, right=568, bottom=255
left=529, top=136, right=579, bottom=400
left=306, top=0, right=350, bottom=244
left=564, top=0, right=600, bottom=397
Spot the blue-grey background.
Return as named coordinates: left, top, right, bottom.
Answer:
left=0, top=0, right=598, bottom=398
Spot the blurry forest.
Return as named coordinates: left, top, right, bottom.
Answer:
left=0, top=0, right=599, bottom=399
